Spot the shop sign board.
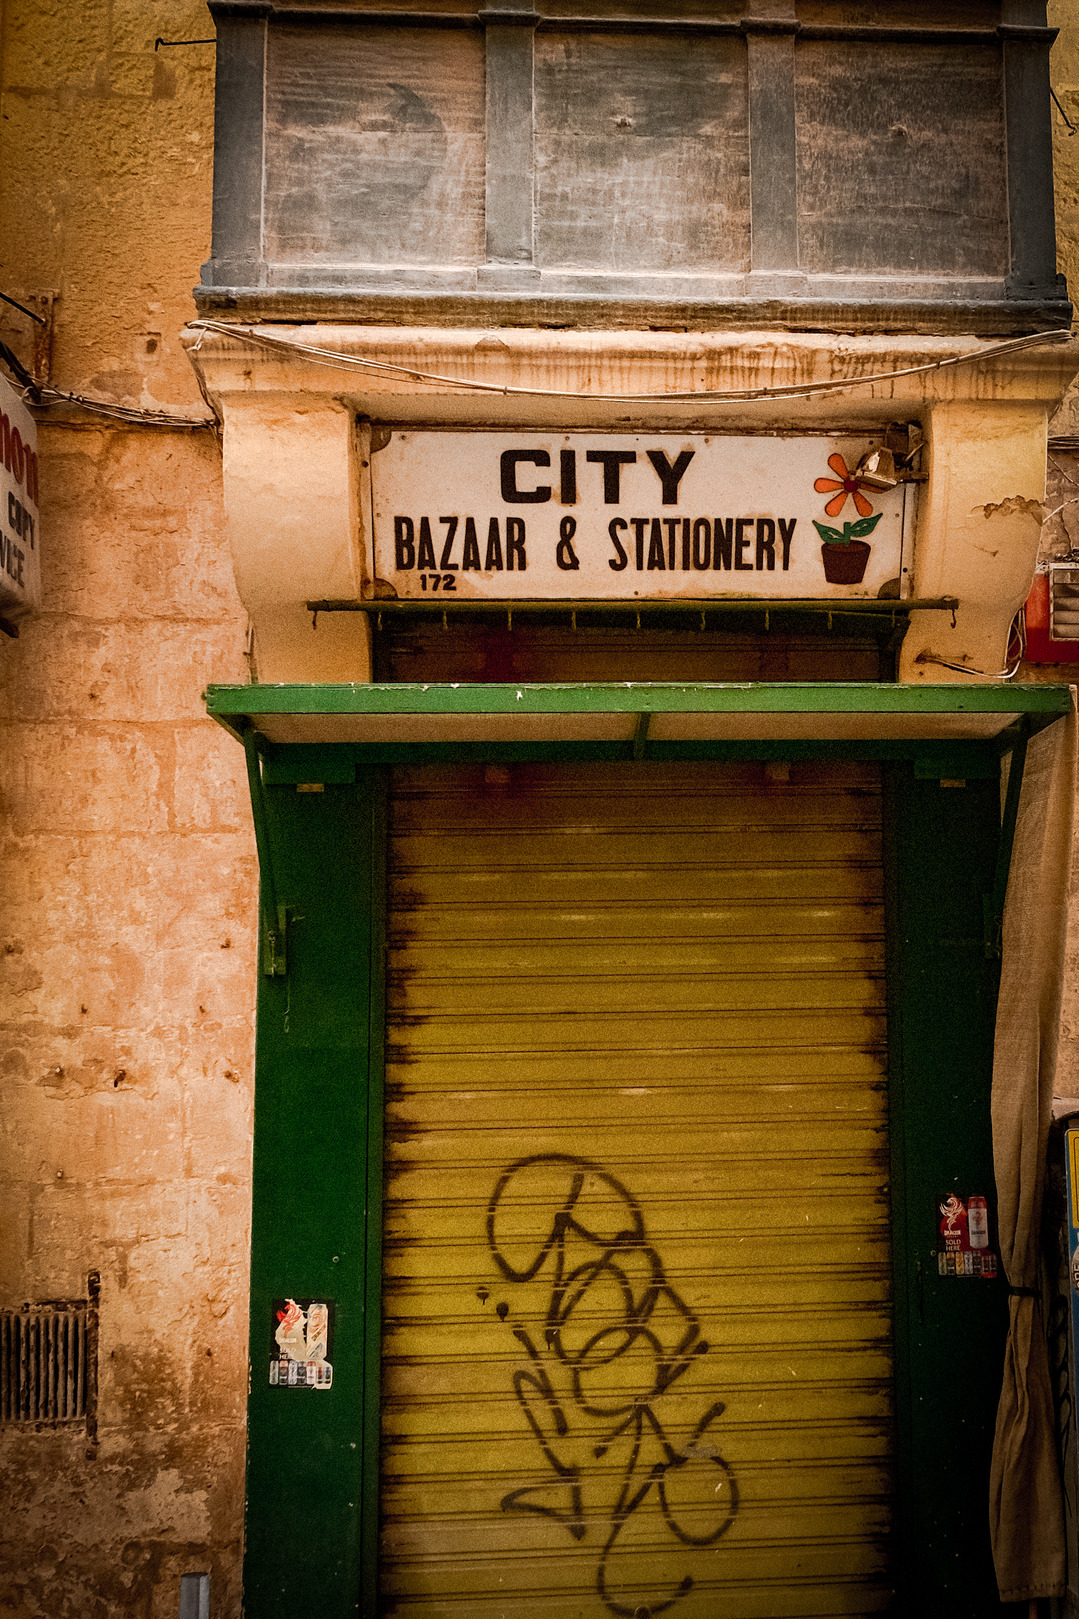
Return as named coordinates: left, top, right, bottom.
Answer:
left=0, top=371, right=40, bottom=621
left=371, top=432, right=912, bottom=602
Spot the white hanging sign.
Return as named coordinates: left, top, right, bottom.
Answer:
left=370, top=432, right=911, bottom=602
left=0, top=372, right=41, bottom=622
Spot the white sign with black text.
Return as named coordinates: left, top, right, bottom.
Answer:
left=371, top=432, right=912, bottom=602
left=0, top=371, right=40, bottom=622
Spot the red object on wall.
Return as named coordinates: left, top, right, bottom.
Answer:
left=1025, top=567, right=1079, bottom=663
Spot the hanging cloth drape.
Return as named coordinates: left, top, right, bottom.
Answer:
left=990, top=694, right=1077, bottom=1603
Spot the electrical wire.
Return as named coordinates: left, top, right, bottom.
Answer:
left=30, top=384, right=215, bottom=430
left=1052, top=85, right=1077, bottom=136
left=0, top=329, right=218, bottom=426
left=186, top=320, right=1076, bottom=405
left=915, top=609, right=1026, bottom=680
left=914, top=654, right=1024, bottom=680
left=6, top=324, right=1071, bottom=425
left=0, top=290, right=46, bottom=325
left=0, top=341, right=39, bottom=397
left=7, top=323, right=1073, bottom=426
left=1042, top=495, right=1079, bottom=526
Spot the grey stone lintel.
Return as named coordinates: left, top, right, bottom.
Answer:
left=192, top=284, right=1073, bottom=337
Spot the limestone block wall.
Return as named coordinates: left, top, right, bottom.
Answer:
left=0, top=4, right=253, bottom=1614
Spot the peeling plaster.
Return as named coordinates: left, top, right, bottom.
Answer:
left=971, top=495, right=1046, bottom=523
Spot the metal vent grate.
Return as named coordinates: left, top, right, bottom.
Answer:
left=1050, top=563, right=1079, bottom=644
left=1, top=1273, right=98, bottom=1431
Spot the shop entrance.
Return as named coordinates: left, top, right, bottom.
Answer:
left=228, top=692, right=1034, bottom=1615
left=380, top=760, right=894, bottom=1618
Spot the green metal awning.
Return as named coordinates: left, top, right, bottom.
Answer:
left=204, top=681, right=1072, bottom=749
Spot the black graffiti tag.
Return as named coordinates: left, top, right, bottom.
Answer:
left=485, top=1154, right=738, bottom=1618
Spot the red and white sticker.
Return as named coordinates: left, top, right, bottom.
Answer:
left=937, top=1194, right=997, bottom=1279
left=269, top=1297, right=334, bottom=1388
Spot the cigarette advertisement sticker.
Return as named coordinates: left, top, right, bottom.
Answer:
left=936, top=1194, right=998, bottom=1279
left=370, top=432, right=911, bottom=602
left=269, top=1297, right=334, bottom=1389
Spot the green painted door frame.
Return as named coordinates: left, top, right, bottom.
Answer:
left=242, top=769, right=385, bottom=1615
left=238, top=738, right=1022, bottom=1618
left=883, top=763, right=1010, bottom=1615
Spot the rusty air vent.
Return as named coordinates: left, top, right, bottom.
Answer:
left=0, top=1272, right=98, bottom=1434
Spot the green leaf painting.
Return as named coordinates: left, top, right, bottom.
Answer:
left=813, top=512, right=883, bottom=547
left=847, top=512, right=884, bottom=539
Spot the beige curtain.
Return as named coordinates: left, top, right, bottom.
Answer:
left=990, top=694, right=1078, bottom=1602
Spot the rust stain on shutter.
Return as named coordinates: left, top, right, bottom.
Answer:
left=381, top=762, right=892, bottom=1617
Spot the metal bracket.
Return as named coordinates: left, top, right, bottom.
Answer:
left=243, top=727, right=289, bottom=977
left=984, top=715, right=1030, bottom=959
left=263, top=902, right=289, bottom=980
left=305, top=595, right=960, bottom=620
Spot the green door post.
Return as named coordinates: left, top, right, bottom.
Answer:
left=243, top=767, right=385, bottom=1616
left=884, top=762, right=1010, bottom=1616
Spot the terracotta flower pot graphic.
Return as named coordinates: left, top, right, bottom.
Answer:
left=819, top=538, right=872, bottom=584
left=812, top=512, right=883, bottom=586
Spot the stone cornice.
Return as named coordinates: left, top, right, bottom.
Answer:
left=184, top=325, right=1079, bottom=432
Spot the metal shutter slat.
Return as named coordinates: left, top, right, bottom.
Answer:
left=382, top=762, right=893, bottom=1619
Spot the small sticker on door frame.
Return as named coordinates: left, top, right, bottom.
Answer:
left=936, top=1194, right=998, bottom=1278
left=269, top=1297, right=334, bottom=1388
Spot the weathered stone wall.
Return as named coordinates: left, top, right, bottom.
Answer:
left=0, top=5, right=253, bottom=1614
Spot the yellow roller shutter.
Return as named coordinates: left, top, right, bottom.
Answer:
left=382, top=761, right=892, bottom=1619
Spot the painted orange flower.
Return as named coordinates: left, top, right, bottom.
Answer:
left=814, top=452, right=875, bottom=519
